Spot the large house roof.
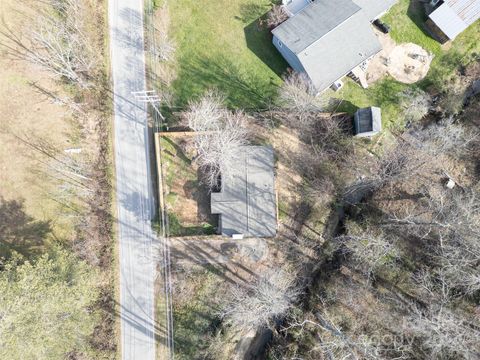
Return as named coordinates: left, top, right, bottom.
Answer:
left=352, top=0, right=398, bottom=21
left=429, top=0, right=480, bottom=39
left=211, top=146, right=277, bottom=238
left=297, top=10, right=381, bottom=91
left=272, top=0, right=361, bottom=54
left=272, top=0, right=387, bottom=91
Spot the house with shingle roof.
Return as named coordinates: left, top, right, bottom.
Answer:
left=272, top=0, right=397, bottom=92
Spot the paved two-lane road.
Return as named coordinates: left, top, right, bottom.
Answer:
left=108, top=0, right=156, bottom=358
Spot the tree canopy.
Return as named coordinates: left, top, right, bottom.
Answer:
left=0, top=249, right=100, bottom=359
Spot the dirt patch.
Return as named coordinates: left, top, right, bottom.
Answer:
left=171, top=237, right=268, bottom=266
left=367, top=32, right=433, bottom=85
left=388, top=43, right=433, bottom=83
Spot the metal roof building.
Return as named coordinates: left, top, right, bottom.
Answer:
left=427, top=0, right=480, bottom=41
left=354, top=107, right=382, bottom=137
left=272, top=0, right=397, bottom=92
left=211, top=146, right=277, bottom=238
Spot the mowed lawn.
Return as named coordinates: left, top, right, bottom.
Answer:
left=169, top=0, right=287, bottom=109
left=331, top=0, right=480, bottom=128
left=168, top=0, right=480, bottom=126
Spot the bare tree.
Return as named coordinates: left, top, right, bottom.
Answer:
left=377, top=141, right=431, bottom=182
left=354, top=119, right=476, bottom=198
left=433, top=189, right=480, bottom=295
left=386, top=185, right=480, bottom=296
left=407, top=305, right=480, bottom=359
left=412, top=268, right=451, bottom=305
left=266, top=5, right=288, bottom=29
left=221, top=268, right=301, bottom=332
left=185, top=91, right=225, bottom=131
left=185, top=92, right=250, bottom=188
left=277, top=72, right=326, bottom=128
left=400, top=88, right=431, bottom=124
left=337, top=228, right=400, bottom=280
left=415, top=117, right=478, bottom=157
left=344, top=139, right=432, bottom=204
left=0, top=0, right=96, bottom=87
left=281, top=310, right=392, bottom=360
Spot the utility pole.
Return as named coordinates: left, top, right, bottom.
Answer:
left=132, top=90, right=166, bottom=124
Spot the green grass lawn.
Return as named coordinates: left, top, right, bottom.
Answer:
left=168, top=0, right=480, bottom=126
left=331, top=77, right=411, bottom=130
left=334, top=0, right=480, bottom=128
left=383, top=0, right=441, bottom=56
left=169, top=0, right=287, bottom=109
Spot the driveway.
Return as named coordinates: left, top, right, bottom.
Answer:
left=108, top=0, right=156, bottom=359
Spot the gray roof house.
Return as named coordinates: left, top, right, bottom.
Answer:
left=354, top=107, right=382, bottom=137
left=272, top=0, right=397, bottom=92
left=211, top=146, right=277, bottom=238
left=426, top=0, right=480, bottom=43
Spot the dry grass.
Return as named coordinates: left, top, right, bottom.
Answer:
left=1, top=0, right=117, bottom=356
left=158, top=135, right=216, bottom=236
left=0, top=0, right=74, bottom=239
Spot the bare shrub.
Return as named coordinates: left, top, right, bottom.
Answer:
left=311, top=115, right=355, bottom=161
left=400, top=88, right=431, bottom=123
left=221, top=268, right=301, bottom=332
left=266, top=5, right=288, bottom=28
left=185, top=92, right=250, bottom=188
left=438, top=78, right=468, bottom=116
left=303, top=177, right=336, bottom=207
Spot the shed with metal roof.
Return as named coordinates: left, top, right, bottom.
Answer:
left=426, top=0, right=480, bottom=42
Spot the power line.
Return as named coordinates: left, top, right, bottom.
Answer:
left=134, top=2, right=175, bottom=354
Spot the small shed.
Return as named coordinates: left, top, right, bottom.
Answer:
left=354, top=107, right=382, bottom=137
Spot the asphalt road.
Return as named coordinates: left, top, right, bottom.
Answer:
left=108, top=0, right=156, bottom=359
